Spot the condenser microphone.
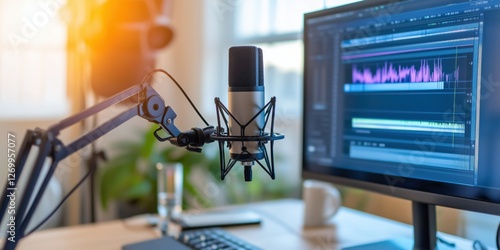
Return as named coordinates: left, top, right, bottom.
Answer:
left=228, top=46, right=265, bottom=180
left=212, top=46, right=283, bottom=181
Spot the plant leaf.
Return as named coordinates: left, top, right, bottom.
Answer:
left=100, top=159, right=138, bottom=209
left=119, top=177, right=152, bottom=200
left=139, top=126, right=158, bottom=159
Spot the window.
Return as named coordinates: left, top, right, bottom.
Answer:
left=0, top=0, right=69, bottom=119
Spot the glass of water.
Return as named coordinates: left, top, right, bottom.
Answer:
left=156, top=162, right=183, bottom=235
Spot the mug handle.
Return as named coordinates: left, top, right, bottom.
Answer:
left=322, top=187, right=341, bottom=221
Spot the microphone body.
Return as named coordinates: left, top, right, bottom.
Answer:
left=228, top=46, right=265, bottom=163
left=212, top=45, right=283, bottom=181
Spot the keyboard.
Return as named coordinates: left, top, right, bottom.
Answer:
left=178, top=228, right=261, bottom=250
left=122, top=228, right=261, bottom=250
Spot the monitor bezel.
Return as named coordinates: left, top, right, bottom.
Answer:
left=302, top=0, right=500, bottom=216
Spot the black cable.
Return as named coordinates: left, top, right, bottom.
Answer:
left=140, top=69, right=210, bottom=126
left=437, top=236, right=456, bottom=248
left=23, top=164, right=95, bottom=237
left=473, top=240, right=487, bottom=250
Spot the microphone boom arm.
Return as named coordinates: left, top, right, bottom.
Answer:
left=0, top=83, right=214, bottom=250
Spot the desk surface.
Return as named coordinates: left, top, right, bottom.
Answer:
left=18, top=199, right=475, bottom=250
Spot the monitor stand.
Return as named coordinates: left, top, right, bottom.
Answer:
left=343, top=201, right=437, bottom=250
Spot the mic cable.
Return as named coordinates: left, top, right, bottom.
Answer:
left=140, top=68, right=209, bottom=127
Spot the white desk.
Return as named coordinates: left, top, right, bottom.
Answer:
left=18, top=199, right=477, bottom=249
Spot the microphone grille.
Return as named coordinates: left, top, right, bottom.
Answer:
left=228, top=46, right=264, bottom=88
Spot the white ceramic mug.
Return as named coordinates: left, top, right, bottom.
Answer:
left=302, top=180, right=341, bottom=227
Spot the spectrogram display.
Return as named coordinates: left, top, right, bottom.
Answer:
left=351, top=58, right=461, bottom=84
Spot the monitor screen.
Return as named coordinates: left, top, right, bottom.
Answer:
left=303, top=0, right=500, bottom=215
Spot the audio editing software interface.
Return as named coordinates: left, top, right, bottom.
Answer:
left=304, top=0, right=500, bottom=189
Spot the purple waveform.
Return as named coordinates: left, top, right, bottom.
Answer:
left=352, top=59, right=460, bottom=84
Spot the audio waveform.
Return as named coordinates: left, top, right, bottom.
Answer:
left=352, top=58, right=460, bottom=84
left=352, top=117, right=465, bottom=134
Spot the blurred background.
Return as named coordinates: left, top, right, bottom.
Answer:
left=0, top=0, right=498, bottom=247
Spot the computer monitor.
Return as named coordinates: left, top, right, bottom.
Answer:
left=302, top=0, right=500, bottom=249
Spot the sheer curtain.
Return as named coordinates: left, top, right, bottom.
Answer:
left=0, top=0, right=69, bottom=119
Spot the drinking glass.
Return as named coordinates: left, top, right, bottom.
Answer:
left=156, top=162, right=183, bottom=235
